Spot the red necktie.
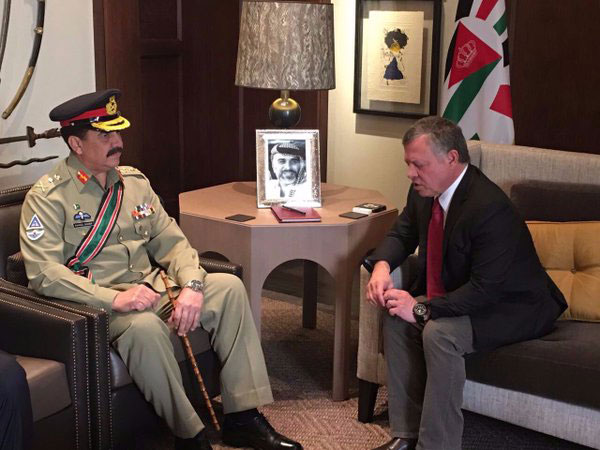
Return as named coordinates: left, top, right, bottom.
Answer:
left=427, top=197, right=446, bottom=299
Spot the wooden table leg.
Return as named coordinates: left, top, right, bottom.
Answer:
left=332, top=267, right=354, bottom=401
left=302, top=260, right=318, bottom=329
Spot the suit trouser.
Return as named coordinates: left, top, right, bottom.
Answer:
left=383, top=314, right=474, bottom=450
left=0, top=351, right=33, bottom=450
left=109, top=273, right=274, bottom=438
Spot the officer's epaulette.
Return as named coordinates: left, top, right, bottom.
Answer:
left=117, top=166, right=145, bottom=177
left=30, top=171, right=68, bottom=195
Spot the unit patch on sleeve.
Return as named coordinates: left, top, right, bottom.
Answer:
left=26, top=214, right=45, bottom=240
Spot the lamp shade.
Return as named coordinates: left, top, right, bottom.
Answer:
left=235, top=1, right=335, bottom=91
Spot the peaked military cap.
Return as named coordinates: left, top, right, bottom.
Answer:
left=49, top=88, right=131, bottom=132
left=270, top=142, right=304, bottom=158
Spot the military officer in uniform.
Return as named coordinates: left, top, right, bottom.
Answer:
left=19, top=89, right=302, bottom=450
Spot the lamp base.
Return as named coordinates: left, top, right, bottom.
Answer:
left=269, top=90, right=301, bottom=128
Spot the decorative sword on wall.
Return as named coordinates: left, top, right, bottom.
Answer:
left=0, top=0, right=11, bottom=83
left=2, top=0, right=45, bottom=119
left=0, top=125, right=59, bottom=168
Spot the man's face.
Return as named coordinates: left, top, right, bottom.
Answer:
left=404, top=134, right=459, bottom=197
left=72, top=130, right=124, bottom=176
left=271, top=152, right=305, bottom=186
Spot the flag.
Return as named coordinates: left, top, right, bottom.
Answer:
left=441, top=0, right=514, bottom=144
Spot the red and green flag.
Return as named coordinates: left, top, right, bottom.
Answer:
left=441, top=0, right=513, bottom=144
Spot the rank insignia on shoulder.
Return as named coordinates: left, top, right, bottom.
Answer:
left=77, top=170, right=90, bottom=184
left=118, top=166, right=142, bottom=176
left=26, top=214, right=44, bottom=240
left=132, top=203, right=155, bottom=220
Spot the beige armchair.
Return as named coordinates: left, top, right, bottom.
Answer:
left=356, top=141, right=600, bottom=449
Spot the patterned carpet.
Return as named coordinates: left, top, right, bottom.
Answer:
left=138, top=292, right=590, bottom=449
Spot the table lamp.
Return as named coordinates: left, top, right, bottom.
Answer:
left=235, top=1, right=335, bottom=128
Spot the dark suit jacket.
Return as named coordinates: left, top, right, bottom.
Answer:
left=368, top=165, right=567, bottom=351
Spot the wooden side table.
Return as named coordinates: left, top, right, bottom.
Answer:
left=179, top=182, right=397, bottom=400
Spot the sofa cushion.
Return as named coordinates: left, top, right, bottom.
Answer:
left=511, top=181, right=600, bottom=221
left=465, top=321, right=600, bottom=409
left=15, top=355, right=71, bottom=422
left=527, top=221, right=600, bottom=321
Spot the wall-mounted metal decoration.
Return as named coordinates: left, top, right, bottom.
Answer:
left=0, top=154, right=57, bottom=168
left=0, top=125, right=60, bottom=168
left=0, top=126, right=60, bottom=147
left=0, top=0, right=11, bottom=83
left=2, top=0, right=45, bottom=119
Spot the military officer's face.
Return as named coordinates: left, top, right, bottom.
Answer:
left=72, top=129, right=124, bottom=176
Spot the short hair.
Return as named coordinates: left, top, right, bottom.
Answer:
left=402, top=116, right=470, bottom=163
left=60, top=125, right=93, bottom=151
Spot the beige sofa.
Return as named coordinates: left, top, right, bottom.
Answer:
left=357, top=141, right=600, bottom=449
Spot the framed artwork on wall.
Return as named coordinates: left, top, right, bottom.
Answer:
left=255, top=129, right=322, bottom=208
left=354, top=0, right=442, bottom=119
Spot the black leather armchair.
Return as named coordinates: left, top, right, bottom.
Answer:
left=0, top=283, right=90, bottom=449
left=0, top=185, right=242, bottom=449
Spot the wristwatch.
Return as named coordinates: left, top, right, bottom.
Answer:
left=412, top=302, right=431, bottom=326
left=183, top=279, right=205, bottom=293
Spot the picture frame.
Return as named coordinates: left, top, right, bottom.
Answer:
left=255, top=129, right=322, bottom=208
left=354, top=0, right=441, bottom=119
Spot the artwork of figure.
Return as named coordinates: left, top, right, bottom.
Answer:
left=383, top=28, right=409, bottom=84
left=365, top=11, right=424, bottom=104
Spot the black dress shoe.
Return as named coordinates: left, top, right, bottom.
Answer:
left=175, top=430, right=213, bottom=450
left=372, top=437, right=417, bottom=450
left=222, top=412, right=303, bottom=449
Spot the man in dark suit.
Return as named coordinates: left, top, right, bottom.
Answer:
left=366, top=117, right=567, bottom=450
left=0, top=351, right=33, bottom=450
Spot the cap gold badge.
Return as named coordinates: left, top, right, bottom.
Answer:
left=106, top=96, right=117, bottom=115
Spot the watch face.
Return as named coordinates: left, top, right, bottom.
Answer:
left=185, top=280, right=204, bottom=292
left=414, top=303, right=428, bottom=316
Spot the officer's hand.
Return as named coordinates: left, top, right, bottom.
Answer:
left=383, top=289, right=416, bottom=322
left=169, top=288, right=203, bottom=336
left=113, top=285, right=160, bottom=313
left=366, top=261, right=394, bottom=307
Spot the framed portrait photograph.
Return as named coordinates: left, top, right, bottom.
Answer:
left=354, top=0, right=441, bottom=119
left=256, top=129, right=322, bottom=208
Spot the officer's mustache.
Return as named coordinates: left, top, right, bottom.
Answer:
left=107, top=147, right=123, bottom=157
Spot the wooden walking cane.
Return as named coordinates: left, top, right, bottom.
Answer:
left=160, top=271, right=221, bottom=431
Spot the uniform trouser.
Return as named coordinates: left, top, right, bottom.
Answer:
left=383, top=314, right=474, bottom=450
left=0, top=351, right=33, bottom=450
left=109, top=273, right=274, bottom=438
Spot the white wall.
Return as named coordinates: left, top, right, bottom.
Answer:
left=327, top=0, right=458, bottom=209
left=0, top=0, right=95, bottom=189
